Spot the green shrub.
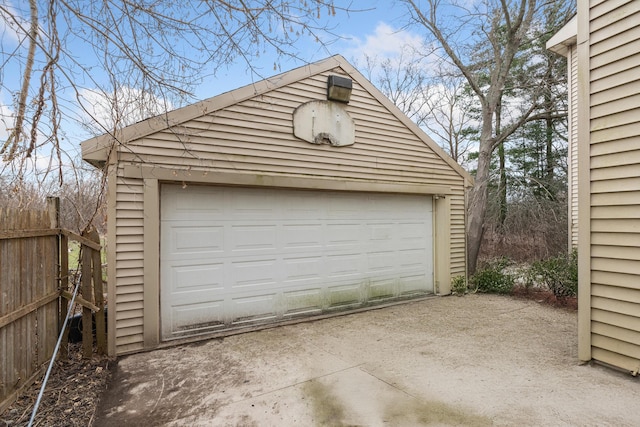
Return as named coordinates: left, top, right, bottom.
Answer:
left=451, top=275, right=468, bottom=296
left=471, top=258, right=514, bottom=295
left=531, top=250, right=578, bottom=298
left=520, top=266, right=538, bottom=291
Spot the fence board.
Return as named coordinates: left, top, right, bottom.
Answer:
left=0, top=292, right=59, bottom=329
left=0, top=207, right=59, bottom=411
left=0, top=229, right=59, bottom=239
left=59, top=218, right=70, bottom=358
left=81, top=236, right=93, bottom=358
left=1, top=202, right=106, bottom=412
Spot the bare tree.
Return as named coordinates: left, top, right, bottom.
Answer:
left=363, top=49, right=430, bottom=126
left=0, top=1, right=355, bottom=177
left=420, top=73, right=476, bottom=166
left=364, top=51, right=475, bottom=166
left=401, top=0, right=571, bottom=273
left=1, top=0, right=358, bottom=232
left=0, top=161, right=106, bottom=233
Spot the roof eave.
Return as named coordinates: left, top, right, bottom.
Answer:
left=547, top=15, right=577, bottom=56
left=81, top=135, right=110, bottom=168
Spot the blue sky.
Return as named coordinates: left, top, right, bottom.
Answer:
left=203, top=2, right=420, bottom=97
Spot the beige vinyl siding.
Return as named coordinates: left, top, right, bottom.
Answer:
left=113, top=175, right=145, bottom=354
left=449, top=195, right=466, bottom=276
left=569, top=44, right=579, bottom=249
left=587, top=0, right=640, bottom=372
left=109, top=67, right=467, bottom=353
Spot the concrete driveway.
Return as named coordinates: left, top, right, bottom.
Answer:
left=94, top=295, right=640, bottom=426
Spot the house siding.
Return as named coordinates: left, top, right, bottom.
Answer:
left=586, top=0, right=640, bottom=372
left=109, top=65, right=467, bottom=354
left=113, top=175, right=145, bottom=353
left=569, top=44, right=578, bottom=249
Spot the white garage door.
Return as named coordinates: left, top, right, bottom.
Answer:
left=160, top=184, right=433, bottom=340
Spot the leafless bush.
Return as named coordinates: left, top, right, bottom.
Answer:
left=479, top=192, right=567, bottom=262
left=0, top=166, right=106, bottom=235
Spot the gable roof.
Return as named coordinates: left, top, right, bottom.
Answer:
left=81, top=54, right=472, bottom=183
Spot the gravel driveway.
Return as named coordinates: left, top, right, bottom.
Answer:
left=94, top=294, right=640, bottom=426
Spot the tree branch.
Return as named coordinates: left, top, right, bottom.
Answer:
left=406, top=0, right=486, bottom=106
left=1, top=0, right=38, bottom=160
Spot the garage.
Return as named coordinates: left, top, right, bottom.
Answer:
left=82, top=55, right=471, bottom=356
left=160, top=184, right=433, bottom=339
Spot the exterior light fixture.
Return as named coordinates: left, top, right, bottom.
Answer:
left=327, top=75, right=352, bottom=103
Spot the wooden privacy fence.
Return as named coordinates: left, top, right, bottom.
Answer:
left=0, top=198, right=105, bottom=413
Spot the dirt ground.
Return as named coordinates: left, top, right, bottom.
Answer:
left=3, top=294, right=639, bottom=426
left=1, top=344, right=112, bottom=427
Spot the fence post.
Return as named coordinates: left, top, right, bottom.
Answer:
left=89, top=229, right=106, bottom=354
left=59, top=232, right=69, bottom=357
left=46, top=197, right=59, bottom=230
left=81, top=232, right=93, bottom=359
left=47, top=197, right=69, bottom=359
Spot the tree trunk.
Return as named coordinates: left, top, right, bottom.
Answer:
left=496, top=99, right=506, bottom=228
left=544, top=89, right=555, bottom=199
left=467, top=142, right=493, bottom=274
left=498, top=141, right=507, bottom=227
left=400, top=0, right=558, bottom=275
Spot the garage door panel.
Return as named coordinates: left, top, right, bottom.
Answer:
left=369, top=206, right=410, bottom=220
left=229, top=225, right=278, bottom=251
left=399, top=240, right=429, bottom=252
left=169, top=189, right=226, bottom=220
left=230, top=293, right=278, bottom=325
left=328, top=283, right=362, bottom=307
left=230, top=258, right=279, bottom=288
left=327, top=197, right=363, bottom=219
left=399, top=222, right=428, bottom=239
left=369, top=223, right=394, bottom=241
left=326, top=253, right=366, bottom=278
left=282, top=277, right=325, bottom=290
left=161, top=185, right=434, bottom=340
left=172, top=226, right=224, bottom=253
left=366, top=239, right=400, bottom=253
left=399, top=274, right=430, bottom=294
left=282, top=192, right=322, bottom=212
left=281, top=224, right=324, bottom=249
left=367, top=251, right=397, bottom=272
left=368, top=279, right=397, bottom=300
left=165, top=224, right=226, bottom=256
left=326, top=223, right=362, bottom=246
left=229, top=192, right=277, bottom=218
left=283, top=256, right=323, bottom=282
left=399, top=249, right=430, bottom=267
left=170, top=262, right=225, bottom=296
left=283, top=289, right=323, bottom=316
left=169, top=300, right=225, bottom=336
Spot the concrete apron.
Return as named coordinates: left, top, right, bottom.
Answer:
left=94, top=295, right=640, bottom=427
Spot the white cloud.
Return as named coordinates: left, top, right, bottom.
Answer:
left=0, top=99, right=14, bottom=141
left=343, top=22, right=424, bottom=64
left=0, top=1, right=27, bottom=45
left=78, top=87, right=172, bottom=133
